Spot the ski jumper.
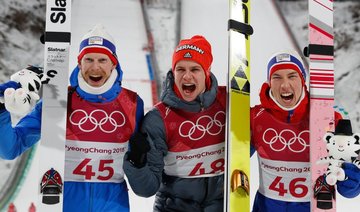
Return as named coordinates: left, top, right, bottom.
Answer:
left=0, top=65, right=144, bottom=212
left=124, top=71, right=225, bottom=212
left=250, top=82, right=353, bottom=212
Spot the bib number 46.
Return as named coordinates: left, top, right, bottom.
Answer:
left=269, top=176, right=308, bottom=198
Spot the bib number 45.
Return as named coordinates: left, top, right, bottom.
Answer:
left=73, top=158, right=114, bottom=181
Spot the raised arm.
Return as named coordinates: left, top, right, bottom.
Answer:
left=123, top=109, right=168, bottom=197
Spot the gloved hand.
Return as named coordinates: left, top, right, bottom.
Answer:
left=337, top=162, right=360, bottom=198
left=3, top=87, right=40, bottom=116
left=0, top=81, right=20, bottom=111
left=1, top=66, right=42, bottom=113
left=0, top=81, right=20, bottom=97
left=127, top=132, right=151, bottom=168
left=1, top=66, right=42, bottom=116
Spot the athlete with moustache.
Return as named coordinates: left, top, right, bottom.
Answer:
left=124, top=35, right=226, bottom=212
left=250, top=50, right=359, bottom=212
left=0, top=24, right=144, bottom=212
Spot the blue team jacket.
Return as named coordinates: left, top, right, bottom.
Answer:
left=0, top=65, right=144, bottom=212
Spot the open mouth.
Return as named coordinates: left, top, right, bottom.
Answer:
left=182, top=83, right=196, bottom=93
left=281, top=92, right=294, bottom=101
left=89, top=75, right=103, bottom=82
left=338, top=149, right=344, bottom=152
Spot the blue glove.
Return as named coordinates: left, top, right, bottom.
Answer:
left=337, top=162, right=360, bottom=198
left=0, top=81, right=20, bottom=97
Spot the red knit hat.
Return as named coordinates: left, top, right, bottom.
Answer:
left=172, top=35, right=213, bottom=89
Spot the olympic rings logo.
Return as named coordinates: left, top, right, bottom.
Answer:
left=262, top=128, right=309, bottom=153
left=179, top=111, right=225, bottom=141
left=69, top=109, right=126, bottom=133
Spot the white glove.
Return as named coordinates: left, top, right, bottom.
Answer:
left=3, top=66, right=43, bottom=117
left=3, top=87, right=39, bottom=116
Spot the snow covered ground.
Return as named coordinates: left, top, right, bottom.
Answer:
left=0, top=0, right=360, bottom=211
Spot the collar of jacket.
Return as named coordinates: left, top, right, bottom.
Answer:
left=259, top=82, right=309, bottom=123
left=69, top=66, right=122, bottom=103
left=160, top=70, right=219, bottom=113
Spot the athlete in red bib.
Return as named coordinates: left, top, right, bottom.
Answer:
left=0, top=24, right=144, bottom=212
left=250, top=50, right=358, bottom=212
left=124, top=35, right=226, bottom=212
